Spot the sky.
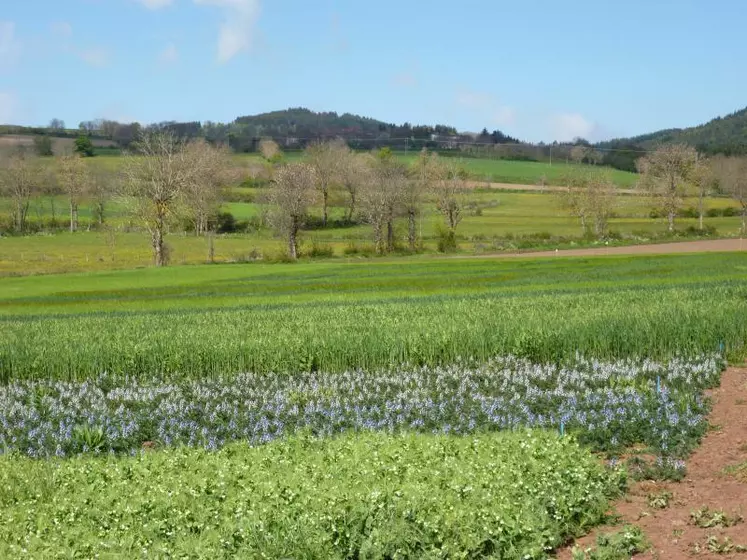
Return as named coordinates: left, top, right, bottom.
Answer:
left=0, top=0, right=746, bottom=143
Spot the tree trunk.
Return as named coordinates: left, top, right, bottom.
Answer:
left=207, top=230, right=215, bottom=263
left=96, top=202, right=105, bottom=225
left=322, top=188, right=328, bottom=227
left=580, top=214, right=587, bottom=235
left=408, top=209, right=416, bottom=251
left=152, top=211, right=166, bottom=266
left=374, top=222, right=384, bottom=254
left=698, top=191, right=705, bottom=231
left=742, top=207, right=746, bottom=235
left=70, top=202, right=78, bottom=233
left=289, top=216, right=298, bottom=259
left=387, top=219, right=394, bottom=253
left=668, top=211, right=675, bottom=232
left=347, top=192, right=355, bottom=222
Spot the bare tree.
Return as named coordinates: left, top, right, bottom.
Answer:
left=637, top=144, right=698, bottom=232
left=713, top=155, right=747, bottom=234
left=0, top=150, right=38, bottom=232
left=405, top=148, right=437, bottom=251
left=56, top=154, right=89, bottom=232
left=570, top=145, right=587, bottom=165
left=268, top=163, right=317, bottom=259
left=338, top=150, right=365, bottom=222
left=359, top=152, right=405, bottom=253
left=559, top=169, right=617, bottom=237
left=88, top=167, right=115, bottom=226
left=122, top=132, right=194, bottom=266
left=48, top=118, right=66, bottom=131
left=259, top=138, right=282, bottom=163
left=305, top=139, right=347, bottom=227
left=433, top=161, right=467, bottom=235
left=692, top=156, right=715, bottom=231
left=181, top=139, right=233, bottom=236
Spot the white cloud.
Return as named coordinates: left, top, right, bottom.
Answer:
left=392, top=71, right=417, bottom=88
left=194, top=0, right=261, bottom=63
left=158, top=43, right=179, bottom=64
left=550, top=113, right=596, bottom=142
left=78, top=47, right=109, bottom=67
left=50, top=21, right=73, bottom=38
left=455, top=89, right=515, bottom=128
left=0, top=91, right=19, bottom=124
left=0, top=21, right=21, bottom=69
left=136, top=0, right=175, bottom=9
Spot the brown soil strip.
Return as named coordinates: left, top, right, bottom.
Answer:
left=466, top=180, right=639, bottom=195
left=463, top=238, right=747, bottom=259
left=556, top=367, right=747, bottom=558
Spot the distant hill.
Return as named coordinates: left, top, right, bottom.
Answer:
left=598, top=106, right=747, bottom=164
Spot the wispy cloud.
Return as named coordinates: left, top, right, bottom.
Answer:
left=0, top=91, right=19, bottom=124
left=136, top=0, right=175, bottom=9
left=0, top=21, right=21, bottom=69
left=392, top=71, right=417, bottom=88
left=50, top=21, right=73, bottom=38
left=158, top=43, right=179, bottom=64
left=194, top=0, right=261, bottom=63
left=550, top=113, right=597, bottom=142
left=455, top=89, right=515, bottom=128
left=78, top=46, right=109, bottom=68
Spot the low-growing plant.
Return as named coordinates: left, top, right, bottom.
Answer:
left=647, top=490, right=673, bottom=509
left=0, top=431, right=625, bottom=559
left=690, top=506, right=744, bottom=528
left=571, top=525, right=648, bottom=559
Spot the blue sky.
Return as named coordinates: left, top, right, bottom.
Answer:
left=0, top=0, right=745, bottom=142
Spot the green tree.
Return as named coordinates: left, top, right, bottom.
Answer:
left=74, top=135, right=95, bottom=157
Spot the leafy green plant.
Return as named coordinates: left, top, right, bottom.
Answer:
left=571, top=525, right=648, bottom=559
left=647, top=490, right=673, bottom=509
left=690, top=506, right=743, bottom=528
left=0, top=431, right=625, bottom=559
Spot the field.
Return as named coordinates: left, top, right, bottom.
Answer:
left=81, top=152, right=640, bottom=187
left=1, top=186, right=742, bottom=276
left=2, top=181, right=747, bottom=556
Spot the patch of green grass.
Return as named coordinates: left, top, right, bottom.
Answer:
left=0, top=430, right=625, bottom=559
left=1, top=253, right=746, bottom=380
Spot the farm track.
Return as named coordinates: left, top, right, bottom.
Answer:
left=465, top=237, right=747, bottom=259
left=467, top=180, right=639, bottom=195
left=557, top=367, right=747, bottom=558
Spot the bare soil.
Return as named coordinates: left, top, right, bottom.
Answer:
left=478, top=238, right=747, bottom=259
left=556, top=367, right=747, bottom=558
left=466, top=180, right=639, bottom=195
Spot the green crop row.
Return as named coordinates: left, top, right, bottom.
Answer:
left=1, top=253, right=746, bottom=381
left=0, top=431, right=625, bottom=559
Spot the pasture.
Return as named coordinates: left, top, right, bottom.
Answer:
left=1, top=187, right=741, bottom=276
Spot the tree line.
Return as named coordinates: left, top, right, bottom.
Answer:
left=1, top=136, right=746, bottom=266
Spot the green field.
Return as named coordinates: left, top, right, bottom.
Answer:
left=1, top=187, right=741, bottom=276
left=68, top=152, right=642, bottom=187
left=2, top=252, right=745, bottom=380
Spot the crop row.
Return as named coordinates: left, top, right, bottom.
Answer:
left=0, top=354, right=722, bottom=458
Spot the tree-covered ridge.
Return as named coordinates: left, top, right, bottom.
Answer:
left=599, top=106, right=747, bottom=156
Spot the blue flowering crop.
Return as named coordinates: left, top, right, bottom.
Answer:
left=0, top=353, right=723, bottom=458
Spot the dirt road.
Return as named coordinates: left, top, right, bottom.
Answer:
left=479, top=238, right=747, bottom=259
left=466, top=181, right=639, bottom=195
left=557, top=366, right=747, bottom=558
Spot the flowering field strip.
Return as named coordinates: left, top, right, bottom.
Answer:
left=0, top=355, right=721, bottom=458
left=0, top=431, right=626, bottom=559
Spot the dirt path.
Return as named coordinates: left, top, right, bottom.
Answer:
left=466, top=180, right=639, bottom=195
left=469, top=238, right=747, bottom=259
left=557, top=367, right=747, bottom=558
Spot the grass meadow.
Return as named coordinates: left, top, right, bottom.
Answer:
left=1, top=187, right=741, bottom=276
